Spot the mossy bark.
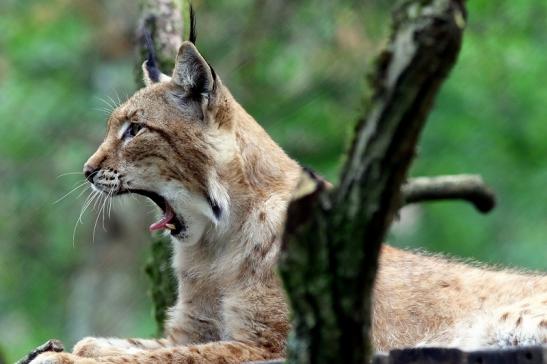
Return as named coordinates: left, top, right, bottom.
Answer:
left=144, top=238, right=177, bottom=335
left=279, top=1, right=467, bottom=363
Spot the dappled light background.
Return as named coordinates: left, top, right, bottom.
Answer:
left=0, top=0, right=546, bottom=361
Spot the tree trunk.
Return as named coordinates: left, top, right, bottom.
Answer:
left=137, top=0, right=187, bottom=334
left=279, top=0, right=467, bottom=363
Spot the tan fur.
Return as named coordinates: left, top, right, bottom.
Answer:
left=31, top=42, right=546, bottom=363
left=373, top=246, right=546, bottom=350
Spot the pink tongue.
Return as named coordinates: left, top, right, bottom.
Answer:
left=149, top=204, right=175, bottom=232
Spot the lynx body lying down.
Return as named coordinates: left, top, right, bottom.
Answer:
left=31, top=36, right=546, bottom=364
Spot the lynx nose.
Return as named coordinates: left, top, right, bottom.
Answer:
left=83, top=164, right=99, bottom=183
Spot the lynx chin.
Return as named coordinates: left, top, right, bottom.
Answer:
left=31, top=18, right=546, bottom=364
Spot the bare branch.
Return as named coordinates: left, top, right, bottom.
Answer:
left=402, top=175, right=496, bottom=213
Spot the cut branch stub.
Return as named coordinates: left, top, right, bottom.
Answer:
left=16, top=340, right=64, bottom=364
left=279, top=0, right=467, bottom=363
left=403, top=175, right=496, bottom=213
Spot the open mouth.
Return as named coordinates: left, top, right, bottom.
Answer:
left=126, top=189, right=186, bottom=235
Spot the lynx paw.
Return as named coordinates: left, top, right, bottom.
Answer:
left=489, top=309, right=547, bottom=347
left=29, top=352, right=94, bottom=364
left=450, top=299, right=547, bottom=349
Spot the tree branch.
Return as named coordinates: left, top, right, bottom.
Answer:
left=279, top=0, right=467, bottom=363
left=403, top=175, right=496, bottom=213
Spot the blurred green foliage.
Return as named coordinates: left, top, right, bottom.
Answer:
left=0, top=0, right=545, bottom=362
left=399, top=1, right=547, bottom=269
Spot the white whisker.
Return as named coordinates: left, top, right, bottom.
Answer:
left=95, top=96, right=116, bottom=111
left=114, top=89, right=122, bottom=106
left=75, top=185, right=90, bottom=200
left=93, top=190, right=104, bottom=211
left=94, top=107, right=114, bottom=115
left=54, top=180, right=89, bottom=204
left=79, top=190, right=100, bottom=224
left=73, top=189, right=99, bottom=247
left=100, top=191, right=110, bottom=231
left=93, top=194, right=106, bottom=243
left=56, top=171, right=83, bottom=178
left=107, top=95, right=119, bottom=110
left=108, top=189, right=114, bottom=219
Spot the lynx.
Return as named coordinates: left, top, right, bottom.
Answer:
left=31, top=17, right=546, bottom=364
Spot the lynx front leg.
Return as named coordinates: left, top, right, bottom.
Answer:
left=29, top=352, right=92, bottom=364
left=31, top=341, right=276, bottom=364
left=28, top=338, right=172, bottom=364
left=72, top=337, right=173, bottom=357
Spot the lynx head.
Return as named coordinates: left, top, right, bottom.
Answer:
left=83, top=40, right=239, bottom=245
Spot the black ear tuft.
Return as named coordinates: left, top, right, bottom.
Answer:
left=189, top=5, right=197, bottom=44
left=143, top=27, right=161, bottom=83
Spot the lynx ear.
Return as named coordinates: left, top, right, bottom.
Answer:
left=171, top=41, right=215, bottom=100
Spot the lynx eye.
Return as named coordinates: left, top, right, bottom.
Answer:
left=122, top=122, right=143, bottom=140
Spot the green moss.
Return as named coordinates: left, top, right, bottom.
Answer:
left=144, top=238, right=177, bottom=336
